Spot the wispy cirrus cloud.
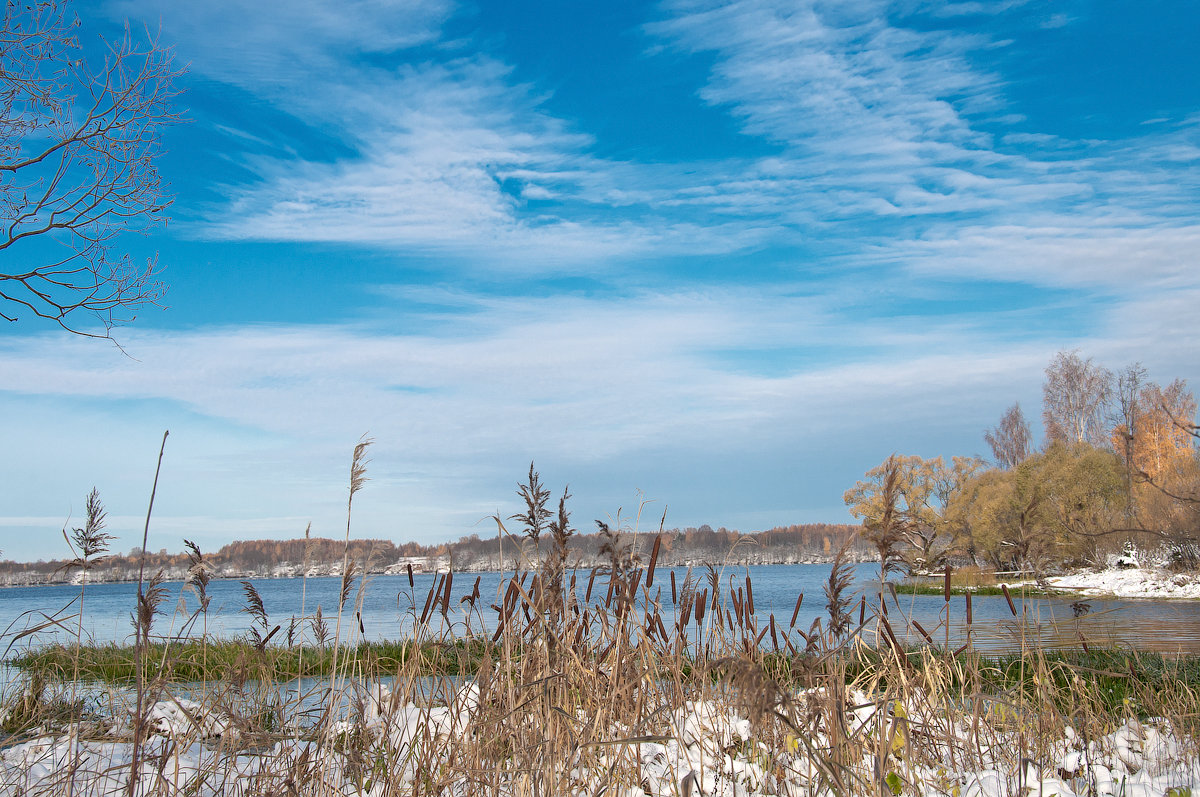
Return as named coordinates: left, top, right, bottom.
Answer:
left=112, top=0, right=1200, bottom=289
left=646, top=0, right=1200, bottom=293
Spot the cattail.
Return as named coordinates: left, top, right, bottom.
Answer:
left=670, top=570, right=677, bottom=604
left=944, top=565, right=951, bottom=602
left=255, top=624, right=280, bottom=650
left=769, top=615, right=779, bottom=651
left=859, top=596, right=866, bottom=626
left=789, top=593, right=804, bottom=629
left=406, top=563, right=414, bottom=589
left=1001, top=583, right=1017, bottom=616
left=880, top=616, right=903, bottom=655
left=745, top=576, right=755, bottom=616
left=965, top=591, right=973, bottom=625
left=441, top=571, right=454, bottom=616
left=464, top=575, right=482, bottom=608
left=585, top=569, right=597, bottom=603
left=419, top=573, right=441, bottom=625
left=695, top=590, right=707, bottom=624
left=504, top=578, right=519, bottom=613
left=911, top=619, right=933, bottom=644
left=646, top=534, right=662, bottom=587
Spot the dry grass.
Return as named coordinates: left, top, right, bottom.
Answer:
left=3, top=466, right=1199, bottom=796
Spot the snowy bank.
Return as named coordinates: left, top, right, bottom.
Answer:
left=2, top=686, right=1198, bottom=796
left=1047, top=565, right=1200, bottom=600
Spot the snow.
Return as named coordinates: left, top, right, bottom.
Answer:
left=1047, top=565, right=1200, bottom=600
left=2, top=685, right=1198, bottom=796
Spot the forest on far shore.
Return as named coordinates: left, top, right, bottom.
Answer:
left=0, top=521, right=865, bottom=586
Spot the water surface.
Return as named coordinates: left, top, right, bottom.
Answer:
left=3, top=564, right=1198, bottom=655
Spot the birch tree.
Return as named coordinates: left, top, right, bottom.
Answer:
left=1042, top=350, right=1113, bottom=447
left=985, top=402, right=1033, bottom=469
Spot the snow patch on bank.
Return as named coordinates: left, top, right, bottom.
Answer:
left=1048, top=566, right=1200, bottom=600
left=2, top=687, right=1199, bottom=796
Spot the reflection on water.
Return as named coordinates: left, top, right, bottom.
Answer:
left=874, top=587, right=1200, bottom=654
left=2, top=564, right=1199, bottom=658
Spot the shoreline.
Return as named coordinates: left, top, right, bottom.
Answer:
left=0, top=555, right=870, bottom=590
left=1045, top=564, right=1200, bottom=601
left=3, top=560, right=1198, bottom=601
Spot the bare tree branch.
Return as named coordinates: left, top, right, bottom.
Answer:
left=985, top=402, right=1033, bottom=470
left=1042, top=350, right=1113, bottom=448
left=1, top=0, right=183, bottom=338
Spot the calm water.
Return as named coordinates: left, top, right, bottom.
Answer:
left=3, top=564, right=1199, bottom=655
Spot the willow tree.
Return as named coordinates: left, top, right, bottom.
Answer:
left=844, top=454, right=983, bottom=576
left=949, top=443, right=1125, bottom=574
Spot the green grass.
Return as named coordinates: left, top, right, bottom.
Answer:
left=758, top=643, right=1200, bottom=721
left=9, top=638, right=496, bottom=683
left=974, top=648, right=1200, bottom=719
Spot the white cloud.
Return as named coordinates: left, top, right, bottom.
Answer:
left=10, top=277, right=1194, bottom=560
left=102, top=0, right=1200, bottom=288
left=108, top=0, right=454, bottom=97
left=644, top=0, right=1200, bottom=291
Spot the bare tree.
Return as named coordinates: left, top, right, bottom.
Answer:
left=984, top=402, right=1033, bottom=469
left=1042, top=350, right=1113, bottom=447
left=1114, top=363, right=1148, bottom=525
left=1, top=1, right=182, bottom=337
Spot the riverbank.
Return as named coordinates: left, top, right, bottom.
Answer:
left=1047, top=564, right=1200, bottom=600
left=4, top=559, right=1200, bottom=795
left=0, top=553, right=873, bottom=588
left=2, top=684, right=1197, bottom=796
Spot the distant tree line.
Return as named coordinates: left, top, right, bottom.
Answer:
left=0, top=538, right=413, bottom=585
left=0, top=522, right=863, bottom=585
left=844, top=351, right=1199, bottom=577
left=446, top=521, right=867, bottom=571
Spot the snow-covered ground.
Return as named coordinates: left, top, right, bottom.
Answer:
left=2, top=686, right=1198, bottom=796
left=1047, top=565, right=1200, bottom=600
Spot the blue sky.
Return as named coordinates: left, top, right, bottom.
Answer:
left=2, top=0, right=1198, bottom=561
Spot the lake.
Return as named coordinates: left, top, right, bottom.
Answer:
left=3, top=563, right=1199, bottom=655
